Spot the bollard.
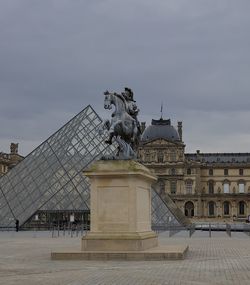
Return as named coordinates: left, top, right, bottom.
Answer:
left=226, top=223, right=231, bottom=237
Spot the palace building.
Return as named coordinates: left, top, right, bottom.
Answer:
left=0, top=143, right=23, bottom=177
left=138, top=117, right=250, bottom=221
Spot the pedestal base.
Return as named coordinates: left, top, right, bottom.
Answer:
left=81, top=231, right=158, bottom=251
left=51, top=245, right=189, bottom=261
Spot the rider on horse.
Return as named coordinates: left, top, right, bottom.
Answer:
left=103, top=88, right=141, bottom=157
left=121, top=87, right=141, bottom=134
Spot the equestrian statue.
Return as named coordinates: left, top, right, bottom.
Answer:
left=101, top=87, right=141, bottom=159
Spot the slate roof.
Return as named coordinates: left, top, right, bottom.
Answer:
left=141, top=118, right=180, bottom=142
left=185, top=153, right=250, bottom=164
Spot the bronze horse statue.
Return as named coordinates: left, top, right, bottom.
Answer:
left=102, top=90, right=140, bottom=159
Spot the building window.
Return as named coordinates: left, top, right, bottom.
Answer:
left=239, top=169, right=244, bottom=176
left=184, top=201, right=194, bottom=217
left=170, top=152, right=176, bottom=161
left=170, top=168, right=176, bottom=175
left=224, top=169, right=228, bottom=176
left=223, top=201, right=230, bottom=215
left=187, top=168, right=191, bottom=175
left=145, top=151, right=150, bottom=162
left=223, top=182, right=230, bottom=194
left=209, top=169, right=213, bottom=176
left=157, top=151, right=164, bottom=163
left=170, top=181, right=177, bottom=194
left=208, top=181, right=214, bottom=194
left=239, top=182, right=245, bottom=193
left=158, top=179, right=165, bottom=194
left=208, top=201, right=215, bottom=216
left=239, top=201, right=246, bottom=216
left=185, top=180, right=193, bottom=194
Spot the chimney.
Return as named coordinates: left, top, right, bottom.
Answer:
left=196, top=150, right=201, bottom=162
left=10, top=143, right=18, bottom=154
left=177, top=121, right=182, bottom=141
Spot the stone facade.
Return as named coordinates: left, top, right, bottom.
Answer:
left=0, top=143, right=23, bottom=177
left=138, top=118, right=250, bottom=222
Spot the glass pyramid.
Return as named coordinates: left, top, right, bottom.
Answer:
left=151, top=188, right=182, bottom=229
left=0, top=105, right=115, bottom=227
left=0, top=105, right=182, bottom=229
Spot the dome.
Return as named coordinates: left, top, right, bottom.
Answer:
left=141, top=118, right=180, bottom=142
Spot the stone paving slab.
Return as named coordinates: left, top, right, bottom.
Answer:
left=0, top=231, right=250, bottom=285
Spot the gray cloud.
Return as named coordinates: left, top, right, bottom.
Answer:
left=1, top=0, right=250, bottom=155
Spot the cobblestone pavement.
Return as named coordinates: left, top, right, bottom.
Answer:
left=0, top=230, right=250, bottom=285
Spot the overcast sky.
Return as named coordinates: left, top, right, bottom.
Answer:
left=1, top=0, right=250, bottom=156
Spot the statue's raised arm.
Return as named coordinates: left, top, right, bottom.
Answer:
left=102, top=87, right=141, bottom=159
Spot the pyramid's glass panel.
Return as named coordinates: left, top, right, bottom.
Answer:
left=0, top=105, right=116, bottom=227
left=151, top=187, right=181, bottom=228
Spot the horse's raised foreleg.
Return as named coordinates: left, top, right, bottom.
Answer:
left=105, top=120, right=123, bottom=145
left=98, top=119, right=110, bottom=136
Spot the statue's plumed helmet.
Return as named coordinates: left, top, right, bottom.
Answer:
left=124, top=87, right=134, bottom=101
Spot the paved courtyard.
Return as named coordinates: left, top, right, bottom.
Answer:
left=0, top=230, right=250, bottom=285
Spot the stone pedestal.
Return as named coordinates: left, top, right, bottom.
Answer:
left=51, top=160, right=189, bottom=261
left=81, top=160, right=158, bottom=251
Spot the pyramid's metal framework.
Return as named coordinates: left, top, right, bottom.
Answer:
left=0, top=105, right=181, bottom=228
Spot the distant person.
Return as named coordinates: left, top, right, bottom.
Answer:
left=15, top=219, right=19, bottom=232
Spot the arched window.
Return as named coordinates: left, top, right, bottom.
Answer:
left=209, top=169, right=213, bottom=176
left=185, top=180, right=193, bottom=194
left=239, top=201, right=246, bottom=216
left=223, top=201, right=230, bottom=216
left=185, top=201, right=194, bottom=217
left=208, top=180, right=214, bottom=194
left=223, top=180, right=230, bottom=194
left=208, top=201, right=215, bottom=216
left=187, top=168, right=191, bottom=175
